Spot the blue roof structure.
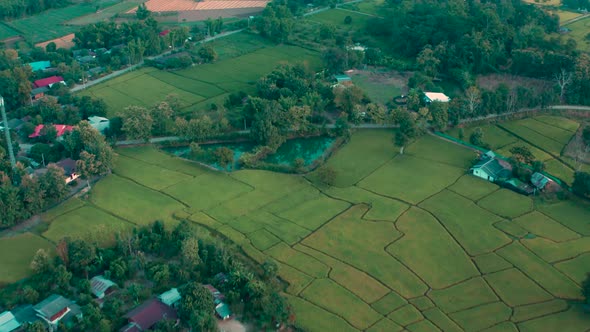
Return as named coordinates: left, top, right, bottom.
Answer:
left=0, top=311, right=21, bottom=332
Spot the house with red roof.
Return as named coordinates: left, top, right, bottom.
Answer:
left=120, top=299, right=177, bottom=332
left=33, top=76, right=65, bottom=88
left=159, top=30, right=170, bottom=37
left=29, top=124, right=74, bottom=138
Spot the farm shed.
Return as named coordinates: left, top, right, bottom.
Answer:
left=28, top=61, right=51, bottom=72
left=30, top=87, right=49, bottom=101
left=470, top=158, right=511, bottom=182
left=158, top=288, right=181, bottom=307
left=121, top=298, right=177, bottom=332
left=33, top=76, right=65, bottom=88
left=90, top=275, right=117, bottom=299
left=215, top=303, right=231, bottom=320
left=0, top=311, right=20, bottom=332
left=334, top=74, right=353, bottom=86
left=33, top=294, right=82, bottom=329
left=531, top=172, right=552, bottom=190
left=424, top=92, right=450, bottom=103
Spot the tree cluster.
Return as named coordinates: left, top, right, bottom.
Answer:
left=0, top=0, right=69, bottom=19
left=0, top=220, right=291, bottom=331
left=253, top=2, right=295, bottom=43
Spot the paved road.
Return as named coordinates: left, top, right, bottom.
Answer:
left=70, top=29, right=245, bottom=92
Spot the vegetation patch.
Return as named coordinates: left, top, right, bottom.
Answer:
left=536, top=200, right=590, bottom=236
left=494, top=220, right=529, bottom=238
left=247, top=229, right=281, bottom=251
left=450, top=302, right=511, bottom=331
left=405, top=134, right=476, bottom=168
left=554, top=253, right=590, bottom=285
left=265, top=242, right=330, bottom=278
left=387, top=304, right=424, bottom=326
left=522, top=236, right=590, bottom=263
left=387, top=207, right=479, bottom=289
left=448, top=175, right=499, bottom=201
left=420, top=190, right=510, bottom=256
left=113, top=154, right=194, bottom=190
left=484, top=268, right=553, bottom=306
left=90, top=175, right=184, bottom=225
left=517, top=305, right=590, bottom=332
left=302, top=205, right=427, bottom=298
left=406, top=319, right=441, bottom=332
left=325, top=186, right=408, bottom=222
left=422, top=308, right=463, bottom=332
left=511, top=299, right=569, bottom=323
left=40, top=197, right=85, bottom=222
left=477, top=189, right=533, bottom=218
left=309, top=130, right=396, bottom=187
left=534, top=116, right=580, bottom=132
left=295, top=244, right=390, bottom=303
left=496, top=243, right=581, bottom=299
left=285, top=294, right=358, bottom=332
left=301, top=279, right=382, bottom=330
left=473, top=253, right=512, bottom=274
left=371, top=292, right=408, bottom=315
left=514, top=211, right=580, bottom=242
left=359, top=155, right=464, bottom=204
left=43, top=206, right=133, bottom=245
left=366, top=318, right=403, bottom=332
left=278, top=196, right=350, bottom=229
left=428, top=277, right=498, bottom=313
left=0, top=233, right=54, bottom=283
left=448, top=125, right=518, bottom=150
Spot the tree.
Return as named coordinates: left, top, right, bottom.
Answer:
left=181, top=237, right=201, bottom=267
left=38, top=164, right=68, bottom=204
left=262, top=260, right=278, bottom=280
left=179, top=282, right=215, bottom=322
left=510, top=145, right=535, bottom=165
left=429, top=101, right=449, bottom=130
left=393, top=110, right=418, bottom=153
left=120, top=106, right=153, bottom=141
left=344, top=15, right=353, bottom=24
left=136, top=3, right=151, bottom=20
left=322, top=47, right=346, bottom=74
left=554, top=68, right=573, bottom=103
left=151, top=102, right=174, bottom=136
left=30, top=249, right=52, bottom=275
left=316, top=166, right=336, bottom=186
left=198, top=45, right=218, bottom=63
left=67, top=239, right=97, bottom=276
left=417, top=45, right=440, bottom=79
left=25, top=322, right=46, bottom=332
left=464, top=86, right=481, bottom=116
left=572, top=171, right=590, bottom=196
left=469, top=128, right=485, bottom=147
left=213, top=147, right=234, bottom=170
left=334, top=86, right=365, bottom=120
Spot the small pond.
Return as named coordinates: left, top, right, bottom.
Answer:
left=164, top=136, right=334, bottom=171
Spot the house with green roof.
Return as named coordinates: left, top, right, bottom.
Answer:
left=470, top=156, right=512, bottom=182
left=215, top=303, right=231, bottom=320
left=28, top=61, right=51, bottom=72
left=0, top=311, right=20, bottom=332
left=334, top=74, right=353, bottom=86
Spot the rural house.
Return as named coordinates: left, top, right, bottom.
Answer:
left=11, top=304, right=42, bottom=327
left=29, top=124, right=74, bottom=138
left=470, top=153, right=512, bottom=182
left=28, top=61, right=51, bottom=72
left=55, top=159, right=80, bottom=184
left=204, top=284, right=232, bottom=320
left=0, top=311, right=20, bottom=332
left=531, top=172, right=553, bottom=191
left=33, top=294, right=82, bottom=330
left=158, top=288, right=181, bottom=308
left=423, top=92, right=450, bottom=103
left=90, top=275, right=117, bottom=299
left=334, top=74, right=353, bottom=86
left=33, top=76, right=65, bottom=89
left=120, top=299, right=177, bottom=332
left=30, top=87, right=49, bottom=101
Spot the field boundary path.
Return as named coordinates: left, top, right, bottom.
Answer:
left=70, top=29, right=245, bottom=92
left=459, top=105, right=590, bottom=124
left=561, top=13, right=590, bottom=26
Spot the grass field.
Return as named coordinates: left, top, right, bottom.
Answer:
left=6, top=1, right=119, bottom=43
left=307, top=9, right=373, bottom=29
left=67, top=0, right=141, bottom=25
left=81, top=35, right=321, bottom=116
left=4, top=129, right=590, bottom=330
left=562, top=16, right=590, bottom=52
left=339, top=0, right=384, bottom=16
left=0, top=23, right=20, bottom=40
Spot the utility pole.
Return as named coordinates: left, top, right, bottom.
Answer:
left=0, top=96, right=16, bottom=171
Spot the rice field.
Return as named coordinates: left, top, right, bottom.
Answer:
left=3, top=128, right=590, bottom=330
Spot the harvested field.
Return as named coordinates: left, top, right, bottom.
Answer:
left=35, top=33, right=75, bottom=49
left=132, top=0, right=268, bottom=13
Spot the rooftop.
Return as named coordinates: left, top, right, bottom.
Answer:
left=125, top=299, right=177, bottom=331
left=424, top=92, right=450, bottom=102
left=90, top=275, right=117, bottom=298
left=33, top=76, right=64, bottom=88
left=0, top=311, right=20, bottom=332
left=33, top=294, right=71, bottom=319
left=158, top=288, right=181, bottom=307
left=29, top=124, right=74, bottom=138
left=472, top=158, right=511, bottom=179
left=28, top=61, right=51, bottom=72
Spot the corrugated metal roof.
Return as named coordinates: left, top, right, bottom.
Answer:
left=158, top=288, right=181, bottom=306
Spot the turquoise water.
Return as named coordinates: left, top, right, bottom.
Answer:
left=164, top=136, right=334, bottom=171
left=263, top=136, right=335, bottom=166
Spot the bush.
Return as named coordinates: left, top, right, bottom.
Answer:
left=344, top=15, right=352, bottom=24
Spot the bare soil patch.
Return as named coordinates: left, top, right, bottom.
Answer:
left=477, top=74, right=552, bottom=92
left=36, top=33, right=75, bottom=50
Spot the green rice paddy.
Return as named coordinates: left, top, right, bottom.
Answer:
left=2, top=127, right=590, bottom=330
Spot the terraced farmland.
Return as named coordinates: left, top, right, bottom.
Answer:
left=3, top=128, right=590, bottom=330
